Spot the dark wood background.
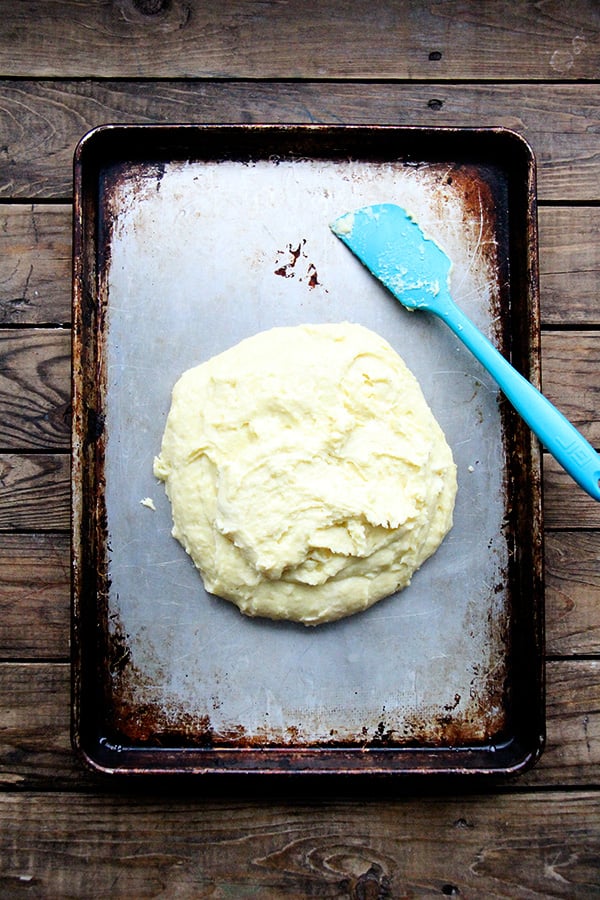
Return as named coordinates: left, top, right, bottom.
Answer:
left=1, top=1, right=599, bottom=896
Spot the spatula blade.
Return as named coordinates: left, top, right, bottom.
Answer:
left=330, top=203, right=452, bottom=310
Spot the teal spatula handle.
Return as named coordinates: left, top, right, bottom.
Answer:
left=438, top=298, right=600, bottom=501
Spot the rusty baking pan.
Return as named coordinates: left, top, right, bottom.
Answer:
left=72, top=124, right=544, bottom=777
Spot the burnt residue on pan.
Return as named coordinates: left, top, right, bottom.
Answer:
left=103, top=586, right=509, bottom=752
left=274, top=238, right=325, bottom=290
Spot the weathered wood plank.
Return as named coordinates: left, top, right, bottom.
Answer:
left=0, top=661, right=598, bottom=789
left=0, top=664, right=74, bottom=788
left=0, top=789, right=596, bottom=899
left=545, top=532, right=600, bottom=656
left=539, top=206, right=600, bottom=326
left=2, top=531, right=597, bottom=662
left=0, top=0, right=598, bottom=80
left=541, top=331, right=600, bottom=447
left=2, top=327, right=597, bottom=455
left=0, top=204, right=71, bottom=325
left=0, top=454, right=70, bottom=531
left=0, top=790, right=584, bottom=897
left=0, top=329, right=70, bottom=450
left=544, top=455, right=600, bottom=530
left=0, top=448, right=593, bottom=541
left=2, top=204, right=599, bottom=327
left=1, top=81, right=599, bottom=200
left=0, top=534, right=70, bottom=658
left=523, top=661, right=600, bottom=788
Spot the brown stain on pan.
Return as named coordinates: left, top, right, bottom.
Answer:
left=104, top=596, right=508, bottom=750
left=274, top=238, right=324, bottom=289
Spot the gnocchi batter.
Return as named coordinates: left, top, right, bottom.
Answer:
left=154, top=323, right=457, bottom=625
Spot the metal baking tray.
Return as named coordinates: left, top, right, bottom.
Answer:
left=72, top=125, right=544, bottom=777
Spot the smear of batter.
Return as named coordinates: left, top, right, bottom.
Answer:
left=154, top=323, right=457, bottom=625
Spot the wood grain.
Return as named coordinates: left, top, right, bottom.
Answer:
left=0, top=664, right=73, bottom=788
left=0, top=660, right=598, bottom=790
left=1, top=529, right=597, bottom=662
left=545, top=532, right=600, bottom=656
left=2, top=204, right=599, bottom=327
left=0, top=204, right=72, bottom=325
left=0, top=203, right=600, bottom=327
left=0, top=446, right=594, bottom=541
left=524, top=661, right=600, bottom=788
left=0, top=534, right=70, bottom=659
left=544, top=456, right=600, bottom=530
left=539, top=206, right=600, bottom=326
left=0, top=329, right=70, bottom=450
left=0, top=789, right=584, bottom=896
left=1, top=81, right=599, bottom=200
left=541, top=331, right=600, bottom=446
left=0, top=789, right=594, bottom=898
left=0, top=774, right=599, bottom=899
left=0, top=454, right=70, bottom=531
left=1, top=0, right=598, bottom=81
left=4, top=327, right=598, bottom=454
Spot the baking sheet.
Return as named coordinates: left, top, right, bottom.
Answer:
left=72, top=125, right=544, bottom=775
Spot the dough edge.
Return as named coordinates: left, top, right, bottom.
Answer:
left=154, top=322, right=457, bottom=626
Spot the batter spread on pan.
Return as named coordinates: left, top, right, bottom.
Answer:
left=153, top=323, right=457, bottom=625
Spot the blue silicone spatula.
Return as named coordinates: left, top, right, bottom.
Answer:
left=331, top=203, right=600, bottom=501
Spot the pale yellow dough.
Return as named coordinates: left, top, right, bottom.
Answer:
left=154, top=323, right=457, bottom=626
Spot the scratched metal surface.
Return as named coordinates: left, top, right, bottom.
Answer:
left=102, top=154, right=511, bottom=748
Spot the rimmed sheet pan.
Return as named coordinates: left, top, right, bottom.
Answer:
left=72, top=125, right=544, bottom=776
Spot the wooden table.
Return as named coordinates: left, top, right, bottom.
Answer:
left=1, top=2, right=599, bottom=895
